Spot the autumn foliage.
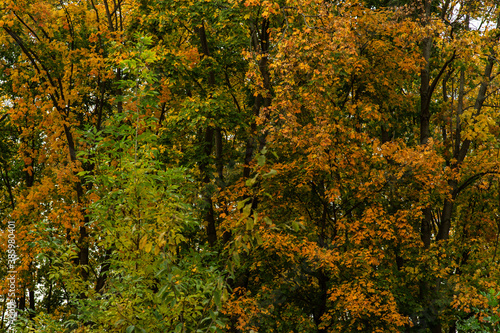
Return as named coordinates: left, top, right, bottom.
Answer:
left=1, top=0, right=500, bottom=332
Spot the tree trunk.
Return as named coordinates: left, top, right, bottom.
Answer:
left=196, top=22, right=218, bottom=246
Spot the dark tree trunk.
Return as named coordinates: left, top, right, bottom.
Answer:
left=196, top=22, right=218, bottom=246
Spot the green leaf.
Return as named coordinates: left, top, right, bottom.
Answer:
left=126, top=325, right=135, bottom=333
left=175, top=323, right=183, bottom=333
left=237, top=197, right=251, bottom=210
left=255, top=232, right=263, bottom=245
left=263, top=169, right=277, bottom=178
left=263, top=216, right=273, bottom=226
left=209, top=309, right=217, bottom=322
left=233, top=252, right=240, bottom=266
left=257, top=154, right=266, bottom=166
left=245, top=175, right=258, bottom=187
left=242, top=202, right=252, bottom=218
left=246, top=218, right=254, bottom=231
left=214, top=290, right=221, bottom=309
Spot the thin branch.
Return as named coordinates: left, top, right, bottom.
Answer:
left=3, top=27, right=62, bottom=104
left=429, top=50, right=456, bottom=97
left=453, top=171, right=500, bottom=197
left=13, top=11, right=42, bottom=42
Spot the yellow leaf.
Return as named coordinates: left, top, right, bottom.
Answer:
left=139, top=235, right=148, bottom=250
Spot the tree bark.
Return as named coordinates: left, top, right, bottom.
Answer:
left=418, top=1, right=439, bottom=331
left=243, top=19, right=271, bottom=179
left=196, top=22, right=217, bottom=246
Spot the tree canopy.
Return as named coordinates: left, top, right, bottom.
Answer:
left=1, top=0, right=500, bottom=332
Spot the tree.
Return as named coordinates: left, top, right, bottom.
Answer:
left=2, top=0, right=500, bottom=332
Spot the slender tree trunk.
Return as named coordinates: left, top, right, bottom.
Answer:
left=46, top=281, right=52, bottom=313
left=196, top=22, right=218, bottom=246
left=95, top=248, right=112, bottom=293
left=419, top=0, right=433, bottom=249
left=19, top=290, right=25, bottom=311
left=440, top=15, right=496, bottom=242
left=29, top=289, right=35, bottom=319
left=313, top=270, right=328, bottom=333
left=243, top=19, right=271, bottom=179
left=227, top=18, right=273, bottom=333
left=420, top=34, right=432, bottom=146
left=418, top=1, right=440, bottom=331
left=0, top=168, right=15, bottom=209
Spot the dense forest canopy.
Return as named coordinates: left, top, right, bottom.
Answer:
left=1, top=0, right=500, bottom=332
